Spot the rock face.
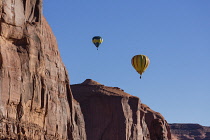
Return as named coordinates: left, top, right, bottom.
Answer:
left=71, top=79, right=172, bottom=140
left=0, top=0, right=85, bottom=139
left=170, top=123, right=210, bottom=140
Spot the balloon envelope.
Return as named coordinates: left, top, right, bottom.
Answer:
left=131, top=55, right=150, bottom=78
left=92, top=36, right=103, bottom=49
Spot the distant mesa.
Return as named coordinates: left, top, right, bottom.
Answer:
left=170, top=123, right=210, bottom=140
left=81, top=79, right=103, bottom=86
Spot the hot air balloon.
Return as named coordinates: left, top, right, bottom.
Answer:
left=92, top=36, right=103, bottom=50
left=131, top=55, right=150, bottom=79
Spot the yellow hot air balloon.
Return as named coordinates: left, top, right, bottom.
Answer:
left=131, top=55, right=150, bottom=79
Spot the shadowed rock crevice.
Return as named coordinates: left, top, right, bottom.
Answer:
left=16, top=96, right=23, bottom=121
left=12, top=36, right=28, bottom=46
left=33, top=0, right=41, bottom=22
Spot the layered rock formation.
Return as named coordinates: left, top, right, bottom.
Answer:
left=170, top=123, right=210, bottom=140
left=0, top=0, right=85, bottom=139
left=71, top=79, right=172, bottom=140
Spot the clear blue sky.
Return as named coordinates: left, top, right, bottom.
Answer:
left=43, top=0, right=210, bottom=126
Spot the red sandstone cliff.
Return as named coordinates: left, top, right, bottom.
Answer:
left=71, top=79, right=172, bottom=140
left=0, top=0, right=85, bottom=139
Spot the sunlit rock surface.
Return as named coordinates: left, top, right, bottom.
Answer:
left=0, top=0, right=86, bottom=139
